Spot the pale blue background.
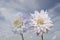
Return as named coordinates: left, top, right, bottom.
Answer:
left=0, top=0, right=60, bottom=40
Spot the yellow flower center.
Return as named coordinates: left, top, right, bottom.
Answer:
left=13, top=17, right=23, bottom=28
left=37, top=18, right=45, bottom=26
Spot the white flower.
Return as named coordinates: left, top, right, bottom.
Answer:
left=30, top=10, right=53, bottom=35
left=12, top=13, right=27, bottom=34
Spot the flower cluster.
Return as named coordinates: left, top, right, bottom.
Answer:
left=12, top=10, right=53, bottom=40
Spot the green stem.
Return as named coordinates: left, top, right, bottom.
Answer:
left=21, top=33, right=24, bottom=40
left=41, top=34, right=44, bottom=40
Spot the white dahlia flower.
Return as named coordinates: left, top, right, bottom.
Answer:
left=12, top=13, right=30, bottom=40
left=30, top=10, right=53, bottom=35
left=12, top=13, right=28, bottom=35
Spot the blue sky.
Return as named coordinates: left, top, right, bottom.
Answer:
left=0, top=0, right=60, bottom=40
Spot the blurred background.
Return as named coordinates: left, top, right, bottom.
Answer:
left=0, top=0, right=60, bottom=40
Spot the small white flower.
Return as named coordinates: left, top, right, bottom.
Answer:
left=12, top=14, right=27, bottom=34
left=30, top=10, right=53, bottom=35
